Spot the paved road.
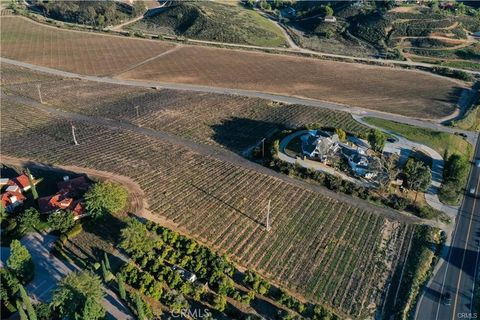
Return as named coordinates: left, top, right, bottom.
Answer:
left=415, top=137, right=480, bottom=320
left=0, top=232, right=134, bottom=320
left=1, top=58, right=477, bottom=146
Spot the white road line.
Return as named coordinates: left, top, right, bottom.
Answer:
left=452, top=177, right=480, bottom=316
left=470, top=243, right=480, bottom=314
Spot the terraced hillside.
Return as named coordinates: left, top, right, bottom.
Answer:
left=128, top=1, right=287, bottom=47
left=1, top=67, right=416, bottom=318
left=289, top=2, right=480, bottom=69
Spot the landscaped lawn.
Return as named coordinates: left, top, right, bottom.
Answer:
left=364, top=117, right=473, bottom=159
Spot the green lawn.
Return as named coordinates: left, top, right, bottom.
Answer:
left=452, top=105, right=480, bottom=132
left=364, top=117, right=473, bottom=159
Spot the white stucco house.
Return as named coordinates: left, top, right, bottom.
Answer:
left=301, top=131, right=340, bottom=163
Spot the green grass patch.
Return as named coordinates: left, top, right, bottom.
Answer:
left=364, top=117, right=473, bottom=159
left=452, top=105, right=480, bottom=132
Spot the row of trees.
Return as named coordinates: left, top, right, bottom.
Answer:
left=119, top=219, right=338, bottom=319
left=0, top=241, right=35, bottom=318
left=440, top=154, right=470, bottom=204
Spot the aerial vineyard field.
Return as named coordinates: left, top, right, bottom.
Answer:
left=2, top=64, right=368, bottom=153
left=117, top=45, right=462, bottom=119
left=0, top=100, right=414, bottom=318
left=0, top=16, right=175, bottom=76
left=0, top=16, right=463, bottom=119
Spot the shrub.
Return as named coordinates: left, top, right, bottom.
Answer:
left=47, top=210, right=75, bottom=233
left=84, top=181, right=128, bottom=218
left=7, top=240, right=34, bottom=284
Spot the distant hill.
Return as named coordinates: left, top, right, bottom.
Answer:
left=288, top=2, right=480, bottom=69
left=129, top=1, right=287, bottom=47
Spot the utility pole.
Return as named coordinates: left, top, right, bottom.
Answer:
left=36, top=84, right=43, bottom=104
left=266, top=199, right=271, bottom=232
left=261, top=138, right=266, bottom=158
left=71, top=124, right=79, bottom=145
left=134, top=105, right=140, bottom=119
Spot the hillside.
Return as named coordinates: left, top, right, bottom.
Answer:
left=129, top=1, right=287, bottom=47
left=286, top=2, right=480, bottom=69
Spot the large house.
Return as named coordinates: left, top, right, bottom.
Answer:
left=0, top=173, right=36, bottom=213
left=301, top=131, right=340, bottom=163
left=341, top=145, right=378, bottom=179
left=38, top=175, right=89, bottom=219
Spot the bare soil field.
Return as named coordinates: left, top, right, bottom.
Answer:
left=1, top=98, right=413, bottom=318
left=0, top=16, right=175, bottom=76
left=117, top=45, right=463, bottom=118
left=0, top=16, right=464, bottom=119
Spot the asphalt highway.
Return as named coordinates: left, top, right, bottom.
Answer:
left=416, top=137, right=480, bottom=320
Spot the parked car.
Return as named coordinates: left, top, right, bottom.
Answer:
left=476, top=159, right=480, bottom=168
left=470, top=186, right=476, bottom=196
left=442, top=292, right=452, bottom=306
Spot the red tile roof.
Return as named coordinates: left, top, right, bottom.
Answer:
left=1, top=190, right=26, bottom=208
left=7, top=174, right=31, bottom=190
left=57, top=176, right=89, bottom=193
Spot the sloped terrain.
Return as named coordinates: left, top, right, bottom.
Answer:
left=129, top=2, right=287, bottom=47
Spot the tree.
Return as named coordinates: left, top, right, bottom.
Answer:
left=17, top=208, right=40, bottom=234
left=18, top=284, right=37, bottom=320
left=335, top=128, right=346, bottom=141
left=7, top=240, right=34, bottom=283
left=325, top=4, right=334, bottom=16
left=26, top=169, right=38, bottom=200
left=444, top=154, right=469, bottom=186
left=34, top=303, right=52, bottom=320
left=101, top=260, right=109, bottom=282
left=17, top=300, right=28, bottom=320
left=84, top=181, right=128, bottom=218
left=134, top=292, right=146, bottom=320
left=51, top=271, right=105, bottom=320
left=117, top=274, right=126, bottom=300
left=120, top=219, right=162, bottom=259
left=367, top=129, right=386, bottom=153
left=47, top=210, right=75, bottom=233
left=104, top=252, right=111, bottom=271
left=82, top=297, right=105, bottom=320
left=404, top=158, right=432, bottom=203
left=213, top=294, right=227, bottom=312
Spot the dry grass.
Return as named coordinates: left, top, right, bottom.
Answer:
left=0, top=16, right=175, bottom=76
left=118, top=45, right=463, bottom=119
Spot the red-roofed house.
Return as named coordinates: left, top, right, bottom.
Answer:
left=7, top=174, right=33, bottom=192
left=1, top=173, right=37, bottom=213
left=1, top=191, right=26, bottom=213
left=38, top=175, right=89, bottom=220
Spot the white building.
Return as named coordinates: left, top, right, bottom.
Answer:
left=301, top=131, right=340, bottom=163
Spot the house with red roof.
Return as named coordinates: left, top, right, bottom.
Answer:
left=0, top=172, right=37, bottom=213
left=38, top=175, right=90, bottom=220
